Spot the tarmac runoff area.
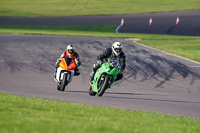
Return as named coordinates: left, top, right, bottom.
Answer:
left=0, top=34, right=200, bottom=118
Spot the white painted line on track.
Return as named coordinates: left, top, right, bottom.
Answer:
left=126, top=39, right=200, bottom=66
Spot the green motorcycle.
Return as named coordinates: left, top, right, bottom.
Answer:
left=89, top=58, right=120, bottom=97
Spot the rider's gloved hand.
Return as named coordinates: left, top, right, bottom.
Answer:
left=74, top=58, right=81, bottom=67
left=55, top=58, right=61, bottom=68
left=96, top=60, right=102, bottom=65
left=76, top=61, right=81, bottom=67
left=56, top=58, right=61, bottom=62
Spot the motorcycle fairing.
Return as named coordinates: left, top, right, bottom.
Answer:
left=59, top=57, right=76, bottom=71
left=56, top=57, right=76, bottom=84
left=92, top=62, right=120, bottom=92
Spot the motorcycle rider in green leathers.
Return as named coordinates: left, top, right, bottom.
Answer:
left=89, top=42, right=126, bottom=84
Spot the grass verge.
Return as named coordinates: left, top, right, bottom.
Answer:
left=0, top=93, right=200, bottom=133
left=0, top=0, right=200, bottom=17
left=0, top=25, right=200, bottom=62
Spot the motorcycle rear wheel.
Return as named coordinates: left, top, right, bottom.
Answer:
left=89, top=86, right=97, bottom=96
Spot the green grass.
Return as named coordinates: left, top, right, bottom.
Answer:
left=0, top=93, right=200, bottom=133
left=0, top=25, right=200, bottom=62
left=141, top=38, right=200, bottom=62
left=0, top=0, right=200, bottom=17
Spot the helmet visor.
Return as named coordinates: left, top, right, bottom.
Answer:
left=68, top=49, right=74, bottom=54
left=114, top=48, right=122, bottom=53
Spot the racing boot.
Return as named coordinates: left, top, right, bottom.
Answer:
left=89, top=71, right=95, bottom=85
left=54, top=60, right=60, bottom=79
left=54, top=68, right=57, bottom=79
left=74, top=68, right=80, bottom=76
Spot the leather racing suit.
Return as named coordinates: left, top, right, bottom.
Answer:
left=90, top=47, right=126, bottom=82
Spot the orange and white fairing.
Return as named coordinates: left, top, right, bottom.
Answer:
left=59, top=58, right=76, bottom=71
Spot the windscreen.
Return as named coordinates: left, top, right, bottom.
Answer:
left=64, top=57, right=73, bottom=66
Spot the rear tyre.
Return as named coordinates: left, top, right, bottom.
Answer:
left=60, top=73, right=69, bottom=91
left=97, top=76, right=110, bottom=97
left=89, top=86, right=97, bottom=96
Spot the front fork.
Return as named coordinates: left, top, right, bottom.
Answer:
left=101, top=74, right=112, bottom=88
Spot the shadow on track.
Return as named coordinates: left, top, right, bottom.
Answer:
left=105, top=92, right=167, bottom=96
left=65, top=90, right=89, bottom=94
left=118, top=48, right=200, bottom=88
left=104, top=95, right=200, bottom=104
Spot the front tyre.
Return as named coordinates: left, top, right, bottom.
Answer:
left=97, top=76, right=110, bottom=97
left=60, top=73, right=69, bottom=91
left=57, top=84, right=61, bottom=91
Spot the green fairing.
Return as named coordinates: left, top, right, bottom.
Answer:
left=92, top=62, right=120, bottom=92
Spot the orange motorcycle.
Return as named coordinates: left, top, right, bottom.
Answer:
left=54, top=57, right=77, bottom=91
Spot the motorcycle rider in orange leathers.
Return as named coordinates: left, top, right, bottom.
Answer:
left=54, top=44, right=81, bottom=78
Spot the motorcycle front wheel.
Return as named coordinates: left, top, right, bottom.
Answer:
left=57, top=84, right=61, bottom=91
left=97, top=76, right=110, bottom=97
left=60, top=73, right=69, bottom=91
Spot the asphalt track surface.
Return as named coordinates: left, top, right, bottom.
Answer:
left=0, top=10, right=200, bottom=36
left=0, top=34, right=200, bottom=119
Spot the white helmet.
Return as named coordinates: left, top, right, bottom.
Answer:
left=112, top=42, right=122, bottom=56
